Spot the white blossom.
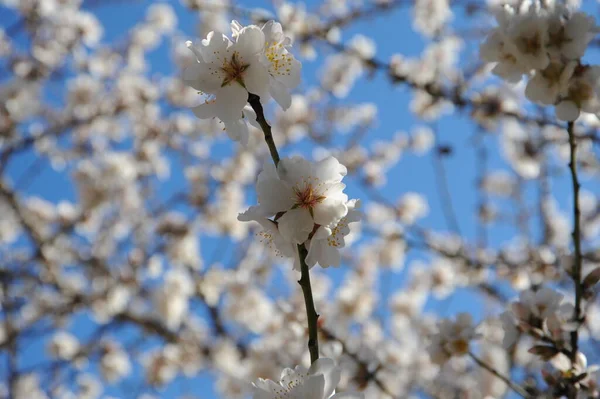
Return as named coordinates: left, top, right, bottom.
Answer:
left=239, top=156, right=349, bottom=246
left=252, top=358, right=363, bottom=399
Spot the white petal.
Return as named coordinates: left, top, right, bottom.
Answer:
left=230, top=20, right=243, bottom=37
left=276, top=57, right=302, bottom=89
left=183, top=62, right=224, bottom=93
left=308, top=358, right=340, bottom=398
left=252, top=379, right=282, bottom=399
left=315, top=157, right=347, bottom=182
left=235, top=25, right=265, bottom=59
left=244, top=62, right=271, bottom=99
left=243, top=105, right=260, bottom=129
left=256, top=177, right=294, bottom=214
left=261, top=20, right=284, bottom=44
left=313, top=198, right=348, bottom=228
left=302, top=375, right=326, bottom=399
left=277, top=208, right=313, bottom=244
left=306, top=238, right=340, bottom=269
left=191, top=101, right=217, bottom=119
left=223, top=118, right=249, bottom=146
left=215, top=84, right=248, bottom=122
left=238, top=205, right=267, bottom=222
left=277, top=156, right=313, bottom=185
left=200, top=31, right=231, bottom=62
left=269, top=78, right=292, bottom=110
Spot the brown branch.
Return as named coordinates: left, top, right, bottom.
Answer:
left=567, top=121, right=583, bottom=361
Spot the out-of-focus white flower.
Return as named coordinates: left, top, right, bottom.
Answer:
left=525, top=61, right=575, bottom=105
left=153, top=269, right=194, bottom=330
left=413, top=0, right=452, bottom=38
left=146, top=3, right=177, bottom=33
left=100, top=344, right=132, bottom=383
left=555, top=65, right=600, bottom=121
left=427, top=313, right=480, bottom=364
left=252, top=358, right=364, bottom=399
left=396, top=192, right=429, bottom=225
left=48, top=331, right=80, bottom=360
left=501, top=287, right=573, bottom=348
left=480, top=3, right=596, bottom=80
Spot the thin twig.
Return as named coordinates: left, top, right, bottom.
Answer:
left=469, top=352, right=531, bottom=399
left=431, top=130, right=461, bottom=235
left=248, top=93, right=280, bottom=166
left=297, top=244, right=320, bottom=363
left=566, top=121, right=583, bottom=361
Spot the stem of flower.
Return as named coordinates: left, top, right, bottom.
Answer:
left=469, top=352, right=531, bottom=399
left=247, top=93, right=280, bottom=166
left=247, top=92, right=320, bottom=364
left=567, top=121, right=583, bottom=361
left=297, top=243, right=320, bottom=364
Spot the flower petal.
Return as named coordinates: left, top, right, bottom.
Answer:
left=277, top=208, right=313, bottom=244
left=308, top=358, right=341, bottom=398
left=244, top=62, right=271, bottom=99
left=269, top=78, right=292, bottom=110
left=313, top=198, right=348, bottom=228
left=191, top=101, right=218, bottom=119
left=223, top=118, right=249, bottom=146
left=235, top=25, right=265, bottom=59
left=215, top=84, right=248, bottom=122
left=256, top=177, right=294, bottom=214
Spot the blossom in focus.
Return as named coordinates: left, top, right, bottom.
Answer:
left=183, top=20, right=301, bottom=145
left=252, top=357, right=364, bottom=399
left=427, top=312, right=480, bottom=365
left=240, top=156, right=349, bottom=245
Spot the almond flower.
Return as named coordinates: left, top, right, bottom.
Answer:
left=252, top=358, right=364, bottom=399
left=500, top=287, right=573, bottom=348
left=184, top=22, right=270, bottom=122
left=239, top=156, right=349, bottom=246
left=183, top=20, right=301, bottom=145
left=427, top=313, right=481, bottom=365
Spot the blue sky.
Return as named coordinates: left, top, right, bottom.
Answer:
left=2, top=0, right=598, bottom=398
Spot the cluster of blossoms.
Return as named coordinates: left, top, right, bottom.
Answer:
left=480, top=0, right=600, bottom=120
left=252, top=358, right=363, bottom=399
left=183, top=20, right=301, bottom=145
left=239, top=156, right=360, bottom=269
left=184, top=15, right=363, bottom=397
left=499, top=287, right=600, bottom=395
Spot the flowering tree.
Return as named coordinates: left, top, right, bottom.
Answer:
left=1, top=0, right=600, bottom=398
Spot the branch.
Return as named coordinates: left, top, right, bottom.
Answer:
left=566, top=121, right=583, bottom=361
left=297, top=244, right=320, bottom=364
left=247, top=93, right=280, bottom=166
